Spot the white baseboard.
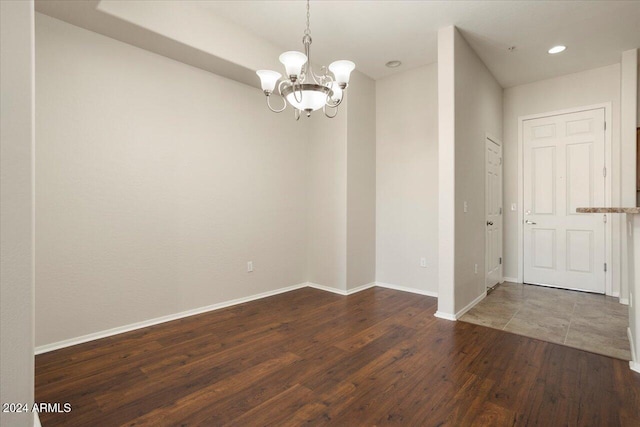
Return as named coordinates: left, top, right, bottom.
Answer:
left=346, top=282, right=376, bottom=295
left=434, top=311, right=457, bottom=321
left=628, top=327, right=640, bottom=373
left=35, top=280, right=438, bottom=355
left=620, top=298, right=630, bottom=305
left=34, top=412, right=41, bottom=427
left=306, top=282, right=348, bottom=295
left=374, top=282, right=438, bottom=297
left=307, top=282, right=377, bottom=296
left=434, top=291, right=487, bottom=322
left=502, top=277, right=520, bottom=283
left=35, top=282, right=308, bottom=355
left=455, top=291, right=487, bottom=318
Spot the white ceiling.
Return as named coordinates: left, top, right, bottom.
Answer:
left=198, top=0, right=640, bottom=87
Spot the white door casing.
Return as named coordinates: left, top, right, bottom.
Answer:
left=523, top=108, right=606, bottom=293
left=486, top=136, right=503, bottom=289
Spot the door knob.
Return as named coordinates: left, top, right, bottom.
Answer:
left=525, top=220, right=537, bottom=225
left=486, top=221, right=494, bottom=226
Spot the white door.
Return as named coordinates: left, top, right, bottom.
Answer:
left=486, top=137, right=502, bottom=289
left=523, top=108, right=606, bottom=293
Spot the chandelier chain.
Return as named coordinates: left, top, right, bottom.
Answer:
left=304, top=0, right=311, bottom=36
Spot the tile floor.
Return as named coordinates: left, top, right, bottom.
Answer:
left=460, top=282, right=631, bottom=360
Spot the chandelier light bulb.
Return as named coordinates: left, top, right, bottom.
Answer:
left=329, top=60, right=355, bottom=88
left=279, top=51, right=308, bottom=81
left=256, top=70, right=282, bottom=93
left=285, top=89, right=328, bottom=112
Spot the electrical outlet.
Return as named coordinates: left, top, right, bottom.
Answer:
left=474, top=264, right=478, bottom=274
left=420, top=258, right=427, bottom=268
left=247, top=261, right=253, bottom=272
left=463, top=201, right=468, bottom=213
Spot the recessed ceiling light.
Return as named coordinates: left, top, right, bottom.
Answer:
left=548, top=45, right=566, bottom=54
left=385, top=60, right=402, bottom=68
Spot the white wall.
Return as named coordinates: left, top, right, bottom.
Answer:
left=437, top=26, right=456, bottom=317
left=35, top=14, right=309, bottom=347
left=376, top=64, right=439, bottom=293
left=453, top=28, right=503, bottom=312
left=503, top=64, right=622, bottom=292
left=306, top=109, right=348, bottom=291
left=347, top=71, right=376, bottom=290
left=96, top=0, right=283, bottom=74
left=627, top=214, right=640, bottom=372
left=437, top=26, right=503, bottom=317
left=636, top=58, right=640, bottom=206
left=621, top=50, right=638, bottom=303
left=0, top=1, right=35, bottom=426
left=306, top=70, right=376, bottom=292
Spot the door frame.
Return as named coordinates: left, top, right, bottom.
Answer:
left=485, top=133, right=503, bottom=288
left=517, top=103, right=613, bottom=295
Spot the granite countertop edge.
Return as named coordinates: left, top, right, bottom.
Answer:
left=576, top=207, right=640, bottom=214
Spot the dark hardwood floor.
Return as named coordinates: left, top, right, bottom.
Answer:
left=36, top=287, right=640, bottom=426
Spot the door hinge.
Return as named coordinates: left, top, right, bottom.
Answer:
left=499, top=207, right=502, bottom=215
left=499, top=157, right=503, bottom=165
left=604, top=121, right=607, bottom=130
left=603, top=167, right=607, bottom=177
left=604, top=263, right=607, bottom=272
left=499, top=257, right=502, bottom=265
left=603, top=214, right=607, bottom=223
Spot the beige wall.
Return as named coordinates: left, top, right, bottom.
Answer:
left=0, top=1, right=35, bottom=426
left=35, top=14, right=309, bottom=346
left=376, top=64, right=439, bottom=293
left=347, top=71, right=376, bottom=290
left=503, top=64, right=622, bottom=293
left=453, top=29, right=503, bottom=312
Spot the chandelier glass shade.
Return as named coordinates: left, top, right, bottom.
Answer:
left=256, top=0, right=355, bottom=119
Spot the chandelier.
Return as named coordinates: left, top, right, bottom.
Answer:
left=256, top=0, right=355, bottom=120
